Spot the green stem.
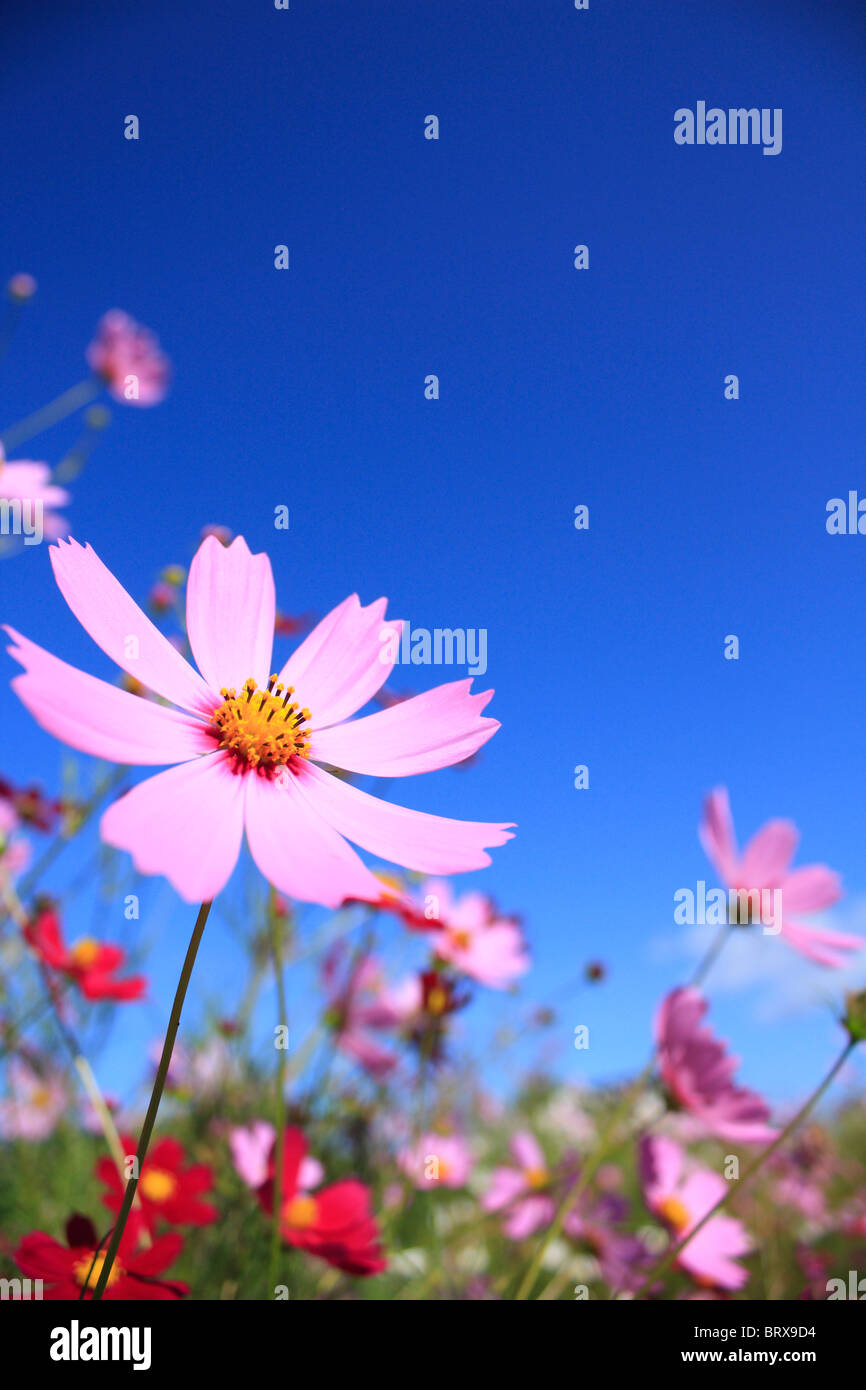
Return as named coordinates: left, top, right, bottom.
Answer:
left=267, top=893, right=290, bottom=1299
left=91, top=899, right=212, bottom=1300
left=1, top=377, right=101, bottom=451
left=630, top=1038, right=857, bottom=1299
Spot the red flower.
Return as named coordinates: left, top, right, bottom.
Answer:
left=24, top=905, right=146, bottom=1002
left=0, top=777, right=63, bottom=832
left=257, top=1127, right=386, bottom=1277
left=15, top=1213, right=187, bottom=1300
left=97, top=1136, right=218, bottom=1232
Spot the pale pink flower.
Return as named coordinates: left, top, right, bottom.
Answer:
left=700, top=787, right=861, bottom=967
left=0, top=445, right=70, bottom=540
left=398, top=1132, right=473, bottom=1188
left=6, top=536, right=513, bottom=905
left=655, top=987, right=778, bottom=1145
left=640, top=1134, right=751, bottom=1291
left=482, top=1131, right=554, bottom=1238
left=396, top=878, right=529, bottom=989
left=7, top=272, right=37, bottom=302
left=229, top=1121, right=322, bottom=1191
left=86, top=309, right=170, bottom=405
left=0, top=1059, right=66, bottom=1140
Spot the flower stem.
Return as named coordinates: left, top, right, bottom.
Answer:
left=630, top=1037, right=857, bottom=1299
left=91, top=898, right=213, bottom=1300
left=1, top=377, right=101, bottom=452
left=267, top=891, right=290, bottom=1299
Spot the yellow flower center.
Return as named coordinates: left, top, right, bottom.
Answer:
left=284, top=1194, right=319, bottom=1229
left=70, top=937, right=101, bottom=969
left=31, top=1085, right=54, bottom=1109
left=211, top=676, right=311, bottom=772
left=73, top=1252, right=122, bottom=1292
left=140, top=1167, right=179, bottom=1203
left=449, top=929, right=472, bottom=951
left=658, top=1195, right=691, bottom=1233
left=427, top=986, right=449, bottom=1016
left=524, top=1166, right=548, bottom=1189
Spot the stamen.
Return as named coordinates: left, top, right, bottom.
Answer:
left=210, top=676, right=312, bottom=773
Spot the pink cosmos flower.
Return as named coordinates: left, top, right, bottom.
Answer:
left=482, top=1131, right=554, bottom=1238
left=86, top=309, right=170, bottom=406
left=640, top=1134, right=751, bottom=1291
left=0, top=1058, right=66, bottom=1140
left=700, top=787, right=861, bottom=967
left=230, top=1121, right=324, bottom=1192
left=398, top=1132, right=473, bottom=1189
left=393, top=877, right=529, bottom=989
left=321, top=945, right=402, bottom=1078
left=5, top=536, right=513, bottom=905
left=0, top=445, right=70, bottom=540
left=655, top=987, right=777, bottom=1145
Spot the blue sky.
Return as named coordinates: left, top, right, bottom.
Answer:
left=2, top=0, right=866, bottom=1110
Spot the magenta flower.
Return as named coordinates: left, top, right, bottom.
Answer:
left=398, top=1132, right=473, bottom=1189
left=0, top=1059, right=66, bottom=1141
left=321, top=945, right=402, bottom=1078
left=700, top=787, right=861, bottom=967
left=482, top=1131, right=554, bottom=1238
left=640, top=1135, right=751, bottom=1291
left=5, top=536, right=513, bottom=905
left=86, top=309, right=170, bottom=406
left=655, top=987, right=777, bottom=1145
left=395, top=877, right=529, bottom=989
left=0, top=800, right=30, bottom=879
left=0, top=446, right=70, bottom=540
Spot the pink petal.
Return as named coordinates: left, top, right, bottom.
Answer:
left=186, top=536, right=275, bottom=694
left=294, top=760, right=514, bottom=874
left=640, top=1134, right=684, bottom=1207
left=242, top=769, right=386, bottom=907
left=100, top=752, right=246, bottom=902
left=781, top=865, right=843, bottom=915
left=6, top=627, right=211, bottom=766
left=780, top=918, right=863, bottom=968
left=49, top=539, right=215, bottom=716
left=278, top=594, right=401, bottom=729
left=511, top=1131, right=545, bottom=1172
left=310, top=679, right=499, bottom=777
left=699, top=788, right=739, bottom=884
left=739, top=819, right=798, bottom=887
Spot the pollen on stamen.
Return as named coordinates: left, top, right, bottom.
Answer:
left=211, top=675, right=312, bottom=773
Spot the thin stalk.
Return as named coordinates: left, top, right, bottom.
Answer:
left=91, top=899, right=212, bottom=1299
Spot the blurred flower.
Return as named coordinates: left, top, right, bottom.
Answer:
left=0, top=775, right=63, bottom=832
left=0, top=1058, right=66, bottom=1140
left=148, top=580, right=176, bottom=614
left=200, top=523, right=233, bottom=545
left=321, top=944, right=401, bottom=1078
left=257, top=1126, right=386, bottom=1276
left=393, top=878, right=529, bottom=990
left=15, top=1213, right=187, bottom=1299
left=6, top=535, right=513, bottom=905
left=24, top=903, right=146, bottom=1002
left=700, top=787, right=861, bottom=966
left=482, top=1131, right=555, bottom=1239
left=399, top=1132, right=473, bottom=1189
left=274, top=610, right=314, bottom=636
left=585, top=960, right=606, bottom=982
left=655, top=987, right=777, bottom=1144
left=0, top=444, right=70, bottom=540
left=97, top=1135, right=217, bottom=1232
left=230, top=1121, right=324, bottom=1191
left=640, top=1134, right=751, bottom=1291
left=86, top=309, right=170, bottom=406
left=7, top=272, right=37, bottom=302
left=0, top=800, right=30, bottom=878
